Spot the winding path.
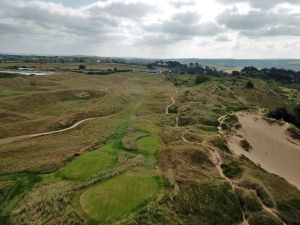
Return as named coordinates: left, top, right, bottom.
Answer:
left=0, top=118, right=96, bottom=144
left=165, top=88, right=179, bottom=127
left=165, top=88, right=178, bottom=115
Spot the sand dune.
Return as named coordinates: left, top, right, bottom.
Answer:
left=227, top=112, right=300, bottom=189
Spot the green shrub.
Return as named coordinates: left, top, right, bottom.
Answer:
left=240, top=139, right=252, bottom=151
left=168, top=104, right=178, bottom=114
left=236, top=188, right=263, bottom=213
left=211, top=137, right=231, bottom=153
left=221, top=160, right=243, bottom=179
left=195, top=75, right=209, bottom=84
left=287, top=125, right=300, bottom=140
left=246, top=80, right=255, bottom=89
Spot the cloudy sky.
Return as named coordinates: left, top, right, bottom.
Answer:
left=0, top=0, right=300, bottom=58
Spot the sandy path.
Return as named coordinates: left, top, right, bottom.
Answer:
left=165, top=88, right=177, bottom=114
left=165, top=88, right=179, bottom=127
left=0, top=118, right=95, bottom=144
left=227, top=112, right=300, bottom=190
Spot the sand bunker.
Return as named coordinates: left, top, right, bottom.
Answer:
left=227, top=112, right=300, bottom=189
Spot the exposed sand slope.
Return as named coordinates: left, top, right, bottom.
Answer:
left=228, top=112, right=300, bottom=189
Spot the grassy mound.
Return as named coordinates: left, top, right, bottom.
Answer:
left=248, top=211, right=284, bottom=225
left=175, top=182, right=243, bottom=225
left=236, top=188, right=263, bottom=215
left=221, top=160, right=243, bottom=179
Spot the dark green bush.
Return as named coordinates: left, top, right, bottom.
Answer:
left=240, top=139, right=252, bottom=151
left=195, top=75, right=209, bottom=84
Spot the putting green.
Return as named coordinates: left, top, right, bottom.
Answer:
left=80, top=173, right=161, bottom=223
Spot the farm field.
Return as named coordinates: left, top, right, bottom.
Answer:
left=1, top=62, right=300, bottom=225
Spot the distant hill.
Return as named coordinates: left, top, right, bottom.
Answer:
left=171, top=59, right=300, bottom=71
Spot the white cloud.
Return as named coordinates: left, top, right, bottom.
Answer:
left=0, top=0, right=300, bottom=58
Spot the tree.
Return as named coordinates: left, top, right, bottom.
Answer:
left=195, top=75, right=209, bottom=84
left=231, top=71, right=240, bottom=76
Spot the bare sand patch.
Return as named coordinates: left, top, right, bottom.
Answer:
left=227, top=112, right=300, bottom=189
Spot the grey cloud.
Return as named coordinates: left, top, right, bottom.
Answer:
left=217, top=8, right=300, bottom=36
left=215, top=35, right=231, bottom=41
left=217, top=0, right=300, bottom=9
left=169, top=0, right=196, bottom=8
left=241, top=25, right=300, bottom=36
left=91, top=2, right=155, bottom=19
left=144, top=11, right=222, bottom=39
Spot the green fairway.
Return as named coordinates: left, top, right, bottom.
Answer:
left=57, top=148, right=118, bottom=180
left=80, top=172, right=161, bottom=223
left=137, top=136, right=160, bottom=166
left=57, top=123, right=128, bottom=180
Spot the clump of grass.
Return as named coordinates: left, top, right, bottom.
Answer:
left=236, top=188, right=263, bottom=215
left=248, top=211, right=284, bottom=225
left=210, top=137, right=231, bottom=153
left=276, top=198, right=300, bottom=225
left=239, top=178, right=275, bottom=208
left=287, top=125, right=300, bottom=140
left=10, top=181, right=83, bottom=225
left=168, top=104, right=178, bottom=114
left=221, top=160, right=243, bottom=179
left=175, top=182, right=243, bottom=225
left=240, top=139, right=252, bottom=152
left=122, top=127, right=147, bottom=151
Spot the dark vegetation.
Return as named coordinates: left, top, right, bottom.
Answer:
left=246, top=80, right=255, bottom=89
left=248, top=211, right=283, bottom=225
left=240, top=139, right=252, bottom=152
left=210, top=137, right=231, bottom=153
left=195, top=75, right=209, bottom=84
left=74, top=68, right=132, bottom=75
left=267, top=105, right=300, bottom=128
left=221, top=160, right=243, bottom=179
left=233, top=66, right=300, bottom=84
left=236, top=188, right=263, bottom=214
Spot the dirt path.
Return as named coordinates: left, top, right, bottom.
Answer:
left=0, top=118, right=96, bottom=144
left=165, top=88, right=179, bottom=127
left=165, top=88, right=178, bottom=115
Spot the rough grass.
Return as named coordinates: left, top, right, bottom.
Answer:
left=0, top=172, right=41, bottom=224
left=248, top=211, right=283, bottom=225
left=221, top=160, right=243, bottom=179
left=175, top=182, right=243, bottom=225
left=9, top=181, right=83, bottom=225
left=80, top=172, right=162, bottom=224
left=236, top=187, right=263, bottom=215
left=210, top=137, right=231, bottom=153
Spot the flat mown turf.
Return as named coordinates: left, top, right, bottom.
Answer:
left=80, top=172, right=161, bottom=223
